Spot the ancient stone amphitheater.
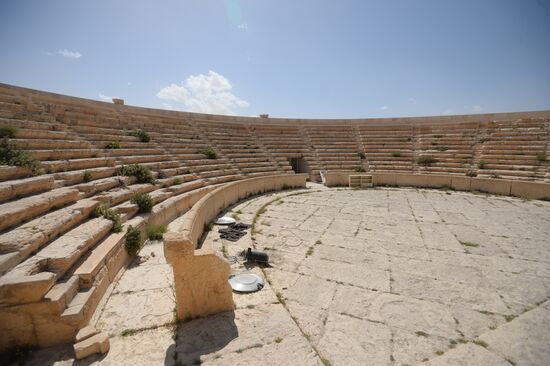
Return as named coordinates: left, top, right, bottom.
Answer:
left=0, top=83, right=549, bottom=365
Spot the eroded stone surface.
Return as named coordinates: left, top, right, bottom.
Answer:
left=20, top=187, right=550, bottom=366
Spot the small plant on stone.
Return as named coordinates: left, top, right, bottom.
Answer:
left=433, top=134, right=443, bottom=138
left=478, top=137, right=489, bottom=143
left=460, top=241, right=479, bottom=248
left=536, top=152, right=547, bottom=162
left=174, top=178, right=182, bottom=185
left=82, top=170, right=92, bottom=183
left=436, top=145, right=449, bottom=152
left=117, top=164, right=155, bottom=184
left=131, top=193, right=153, bottom=213
left=471, top=339, right=488, bottom=348
left=146, top=223, right=167, bottom=240
left=416, top=155, right=438, bottom=166
left=196, top=147, right=217, bottom=159
left=391, top=152, right=401, bottom=157
left=105, top=141, right=122, bottom=149
left=129, top=129, right=151, bottom=142
left=204, top=222, right=214, bottom=232
left=358, top=151, right=366, bottom=159
left=478, top=160, right=487, bottom=169
left=0, top=124, right=18, bottom=138
left=415, top=331, right=429, bottom=337
left=354, top=166, right=366, bottom=172
left=466, top=170, right=477, bottom=177
left=0, top=138, right=43, bottom=175
left=94, top=204, right=122, bottom=233
left=125, top=225, right=143, bottom=256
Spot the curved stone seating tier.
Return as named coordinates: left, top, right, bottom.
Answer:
left=0, top=82, right=549, bottom=352
left=323, top=171, right=550, bottom=199
left=164, top=173, right=307, bottom=321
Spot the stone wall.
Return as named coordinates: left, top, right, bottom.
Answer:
left=164, top=174, right=307, bottom=321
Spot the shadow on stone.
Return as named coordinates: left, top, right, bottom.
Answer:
left=165, top=310, right=238, bottom=365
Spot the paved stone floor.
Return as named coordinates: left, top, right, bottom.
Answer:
left=22, top=185, right=550, bottom=365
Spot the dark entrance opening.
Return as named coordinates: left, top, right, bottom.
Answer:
left=289, top=157, right=309, bottom=174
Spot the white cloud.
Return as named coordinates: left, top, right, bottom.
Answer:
left=380, top=105, right=389, bottom=111
left=442, top=108, right=455, bottom=115
left=48, top=49, right=82, bottom=59
left=472, top=105, right=483, bottom=113
left=98, top=93, right=119, bottom=102
left=127, top=82, right=132, bottom=86
left=157, top=70, right=249, bottom=115
left=408, top=97, right=417, bottom=104
left=237, top=23, right=248, bottom=31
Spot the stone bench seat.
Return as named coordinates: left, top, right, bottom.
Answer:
left=0, top=117, right=63, bottom=131
left=199, top=169, right=241, bottom=179
left=14, top=129, right=77, bottom=140
left=0, top=187, right=80, bottom=233
left=0, top=199, right=99, bottom=275
left=42, top=157, right=116, bottom=174
left=53, top=166, right=118, bottom=186
left=12, top=139, right=91, bottom=150
left=0, top=175, right=54, bottom=203
left=235, top=161, right=278, bottom=168
left=93, top=182, right=156, bottom=206
left=190, top=163, right=234, bottom=173
left=0, top=166, right=32, bottom=182
left=0, top=217, right=112, bottom=306
left=239, top=166, right=279, bottom=174
left=30, top=149, right=105, bottom=161
left=105, top=148, right=165, bottom=157
left=117, top=154, right=172, bottom=165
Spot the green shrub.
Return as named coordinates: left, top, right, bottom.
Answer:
left=435, top=145, right=449, bottom=152
left=358, top=152, right=366, bottom=159
left=204, top=222, right=214, bottom=232
left=83, top=170, right=92, bottom=183
left=416, top=155, right=438, bottom=166
left=117, top=164, right=155, bottom=184
left=391, top=152, right=401, bottom=157
left=105, top=141, right=122, bottom=149
left=125, top=225, right=143, bottom=256
left=466, top=170, right=477, bottom=177
left=94, top=204, right=122, bottom=232
left=354, top=166, right=366, bottom=172
left=478, top=160, right=487, bottom=169
left=0, top=138, right=42, bottom=175
left=196, top=147, right=217, bottom=159
left=478, top=137, right=489, bottom=143
left=131, top=193, right=153, bottom=213
left=174, top=178, right=182, bottom=185
left=129, top=129, right=151, bottom=142
left=536, top=152, right=547, bottom=162
left=433, top=134, right=443, bottom=138
left=0, top=125, right=18, bottom=138
left=146, top=223, right=167, bottom=240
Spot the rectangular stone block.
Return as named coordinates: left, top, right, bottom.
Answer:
left=451, top=176, right=472, bottom=191
left=471, top=178, right=511, bottom=196
left=510, top=181, right=550, bottom=200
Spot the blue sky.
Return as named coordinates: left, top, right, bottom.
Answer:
left=1, top=0, right=549, bottom=118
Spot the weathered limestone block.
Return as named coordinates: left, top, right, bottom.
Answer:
left=165, top=235, right=234, bottom=321
left=73, top=332, right=110, bottom=359
left=0, top=270, right=56, bottom=305
left=0, top=175, right=54, bottom=203
left=0, top=188, right=79, bottom=232
left=75, top=325, right=99, bottom=343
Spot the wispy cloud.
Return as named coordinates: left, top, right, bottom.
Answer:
left=98, top=93, right=119, bottom=102
left=237, top=23, right=248, bottom=31
left=472, top=105, right=483, bottom=113
left=157, top=70, right=249, bottom=115
left=408, top=97, right=417, bottom=104
left=380, top=105, right=389, bottom=111
left=47, top=49, right=82, bottom=59
left=442, top=108, right=455, bottom=115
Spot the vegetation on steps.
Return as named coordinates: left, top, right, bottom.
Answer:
left=131, top=193, right=153, bottom=213
left=125, top=225, right=144, bottom=256
left=0, top=124, right=18, bottom=138
left=146, top=223, right=167, bottom=240
left=105, top=141, right=122, bottom=149
left=94, top=204, right=123, bottom=233
left=129, top=129, right=151, bottom=142
left=117, top=164, right=155, bottom=184
left=0, top=137, right=42, bottom=175
left=416, top=155, right=438, bottom=166
left=196, top=147, right=217, bottom=159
